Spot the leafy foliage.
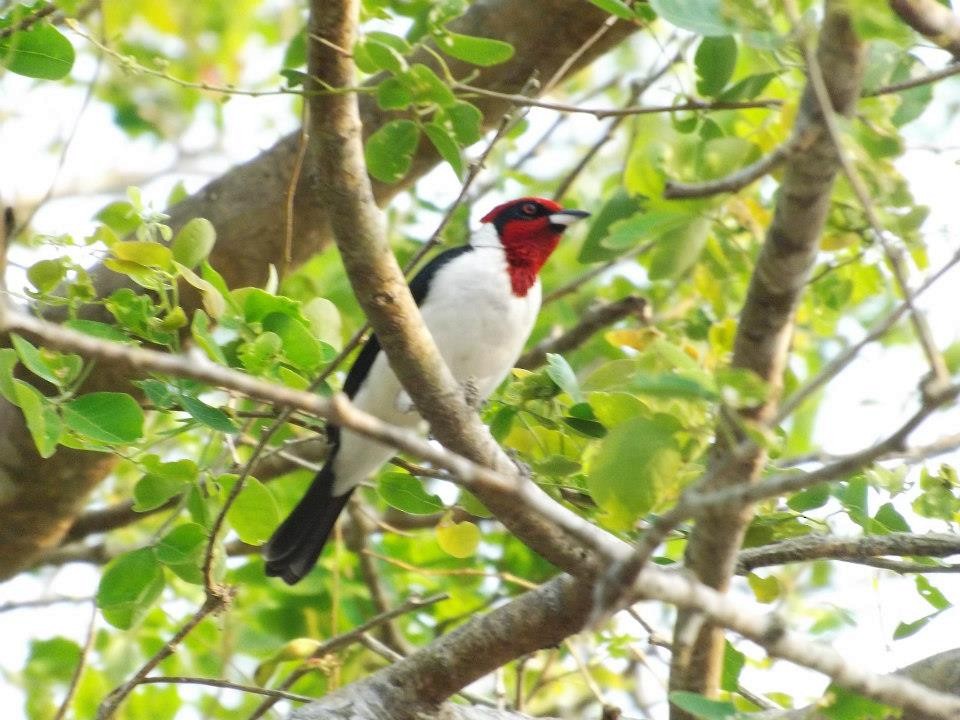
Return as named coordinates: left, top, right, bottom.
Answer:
left=4, top=0, right=960, bottom=719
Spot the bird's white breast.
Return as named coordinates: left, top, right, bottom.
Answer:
left=331, top=237, right=541, bottom=495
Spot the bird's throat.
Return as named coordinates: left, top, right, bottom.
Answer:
left=501, top=234, right=560, bottom=297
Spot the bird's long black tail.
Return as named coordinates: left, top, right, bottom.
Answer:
left=264, top=463, right=353, bottom=585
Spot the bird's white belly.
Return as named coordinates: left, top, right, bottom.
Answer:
left=332, top=248, right=541, bottom=495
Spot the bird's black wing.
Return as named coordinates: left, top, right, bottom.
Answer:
left=341, top=244, right=474, bottom=399
left=264, top=244, right=475, bottom=584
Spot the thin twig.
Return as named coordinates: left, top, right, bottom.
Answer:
left=364, top=550, right=538, bottom=589
left=663, top=127, right=820, bottom=200
left=516, top=295, right=650, bottom=369
left=736, top=532, right=960, bottom=574
left=554, top=37, right=694, bottom=202
left=53, top=603, right=97, bottom=720
left=13, top=10, right=103, bottom=238
left=564, top=639, right=609, bottom=708
left=138, top=676, right=312, bottom=702
left=402, top=78, right=536, bottom=276
left=282, top=104, right=310, bottom=278
left=455, top=84, right=783, bottom=118
left=543, top=241, right=657, bottom=305
left=0, top=1, right=56, bottom=39
left=98, top=594, right=230, bottom=719
left=776, top=247, right=960, bottom=423
left=0, top=595, right=92, bottom=613
left=867, top=61, right=960, bottom=96
left=543, top=15, right=620, bottom=94
left=788, top=0, right=951, bottom=392
left=246, top=593, right=447, bottom=720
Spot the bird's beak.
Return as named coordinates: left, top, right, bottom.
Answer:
left=548, top=209, right=591, bottom=230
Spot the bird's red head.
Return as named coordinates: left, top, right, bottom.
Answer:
left=480, top=197, right=589, bottom=297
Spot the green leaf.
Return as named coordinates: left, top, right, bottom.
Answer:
left=177, top=262, right=226, bottom=319
left=716, top=367, right=769, bottom=407
left=226, top=476, right=279, bottom=545
left=601, top=209, right=692, bottom=252
left=282, top=24, right=306, bottom=68
left=361, top=37, right=408, bottom=74
left=155, top=523, right=207, bottom=584
left=171, top=217, right=216, bottom=269
left=400, top=64, right=456, bottom=107
left=365, top=31, right=412, bottom=54
left=894, top=611, right=942, bottom=640
left=585, top=0, right=637, bottom=19
left=747, top=573, right=780, bottom=603
left=424, top=121, right=464, bottom=177
left=0, top=21, right=75, bottom=80
left=104, top=258, right=164, bottom=290
left=135, top=379, right=178, bottom=409
left=262, top=312, right=325, bottom=372
left=301, top=297, right=342, bottom=351
left=26, top=258, right=67, bottom=294
left=365, top=119, right=420, bottom=183
left=234, top=287, right=299, bottom=322
left=443, top=101, right=483, bottom=145
left=0, top=349, right=18, bottom=404
left=255, top=638, right=322, bottom=686
left=668, top=691, right=737, bottom=719
left=95, top=200, right=140, bottom=234
left=133, top=474, right=183, bottom=512
left=376, top=77, right=413, bottom=109
left=96, top=548, right=165, bottom=629
left=649, top=0, right=734, bottom=36
left=720, top=641, right=745, bottom=692
left=647, top=217, right=710, bottom=280
left=587, top=416, right=681, bottom=526
left=11, top=334, right=66, bottom=387
left=13, top=380, right=61, bottom=458
left=436, top=517, right=481, bottom=558
left=238, top=332, right=283, bottom=374
left=178, top=394, right=238, bottom=433
left=63, top=318, right=130, bottom=343
left=630, top=372, right=717, bottom=400
left=787, top=484, right=830, bottom=512
left=190, top=310, right=227, bottom=364
left=821, top=684, right=897, bottom=720
left=695, top=35, right=737, bottom=97
left=457, top=489, right=493, bottom=518
left=379, top=472, right=444, bottom=515
left=62, top=392, right=144, bottom=444
left=719, top=72, right=776, bottom=101
left=133, top=459, right=196, bottom=512
left=545, top=353, right=583, bottom=402
left=874, top=502, right=910, bottom=532
left=112, top=240, right=172, bottom=269
left=532, top=454, right=582, bottom=477
left=562, top=416, right=607, bottom=439
left=435, top=31, right=514, bottom=66
left=578, top=189, right=645, bottom=263
left=915, top=575, right=950, bottom=611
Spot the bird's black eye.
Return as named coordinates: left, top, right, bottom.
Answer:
left=521, top=202, right=538, bottom=217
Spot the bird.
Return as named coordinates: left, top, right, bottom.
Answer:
left=264, top=197, right=590, bottom=584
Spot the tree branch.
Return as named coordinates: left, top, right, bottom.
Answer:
left=516, top=296, right=650, bottom=369
left=667, top=3, right=866, bottom=712
left=0, top=0, right=642, bottom=582
left=891, top=0, right=960, bottom=59
left=305, top=0, right=619, bottom=578
left=736, top=532, right=960, bottom=574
